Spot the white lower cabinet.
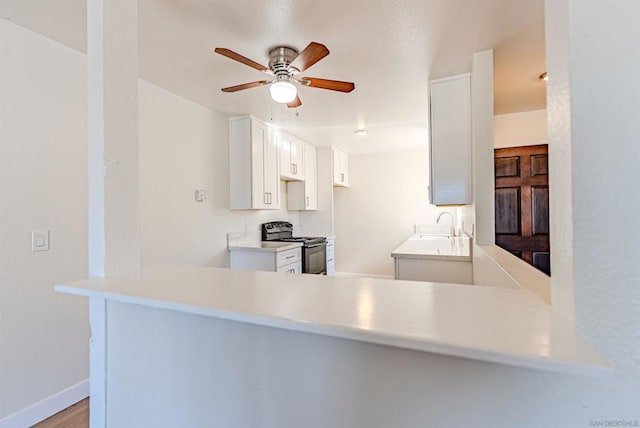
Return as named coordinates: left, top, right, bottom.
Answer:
left=326, top=237, right=335, bottom=276
left=230, top=246, right=302, bottom=273
left=393, top=258, right=472, bottom=284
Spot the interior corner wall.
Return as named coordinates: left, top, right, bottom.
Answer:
left=471, top=49, right=495, bottom=245
left=494, top=109, right=548, bottom=148
left=0, top=19, right=89, bottom=420
left=138, top=80, right=299, bottom=269
left=333, top=149, right=446, bottom=276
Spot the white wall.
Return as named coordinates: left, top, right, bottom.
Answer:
left=138, top=80, right=299, bottom=269
left=494, top=109, right=548, bottom=148
left=333, top=149, right=447, bottom=276
left=0, top=20, right=89, bottom=420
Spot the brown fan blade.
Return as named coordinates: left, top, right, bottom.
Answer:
left=221, top=80, right=270, bottom=93
left=214, top=48, right=268, bottom=72
left=301, top=77, right=355, bottom=93
left=287, top=95, right=302, bottom=108
left=290, top=42, right=330, bottom=73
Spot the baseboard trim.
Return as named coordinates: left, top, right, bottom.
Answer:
left=334, top=271, right=394, bottom=280
left=0, top=379, right=89, bottom=428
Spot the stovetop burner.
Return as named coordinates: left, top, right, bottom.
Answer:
left=261, top=221, right=326, bottom=247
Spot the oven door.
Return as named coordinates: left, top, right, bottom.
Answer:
left=303, top=242, right=327, bottom=274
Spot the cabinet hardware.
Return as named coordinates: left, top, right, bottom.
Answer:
left=340, top=173, right=345, bottom=182
left=285, top=254, right=295, bottom=259
left=306, top=196, right=309, bottom=206
left=264, top=193, right=269, bottom=205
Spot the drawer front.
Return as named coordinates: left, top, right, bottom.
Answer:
left=276, top=248, right=301, bottom=267
left=276, top=261, right=301, bottom=274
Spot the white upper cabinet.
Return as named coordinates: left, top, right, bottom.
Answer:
left=288, top=143, right=317, bottom=210
left=279, top=131, right=305, bottom=181
left=429, top=74, right=472, bottom=205
left=229, top=116, right=280, bottom=210
left=332, top=147, right=349, bottom=187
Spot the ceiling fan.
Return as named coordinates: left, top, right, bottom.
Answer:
left=214, top=42, right=355, bottom=108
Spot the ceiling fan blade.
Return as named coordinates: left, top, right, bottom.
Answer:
left=290, top=42, right=330, bottom=72
left=287, top=95, right=302, bottom=108
left=301, top=77, right=355, bottom=93
left=214, top=48, right=269, bottom=72
left=221, top=80, right=270, bottom=93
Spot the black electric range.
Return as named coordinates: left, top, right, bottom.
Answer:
left=262, top=222, right=327, bottom=274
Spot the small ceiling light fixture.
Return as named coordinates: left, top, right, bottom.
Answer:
left=354, top=129, right=368, bottom=136
left=270, top=80, right=298, bottom=104
left=539, top=72, right=548, bottom=82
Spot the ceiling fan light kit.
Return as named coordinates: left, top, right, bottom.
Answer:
left=214, top=42, right=355, bottom=108
left=270, top=80, right=297, bottom=104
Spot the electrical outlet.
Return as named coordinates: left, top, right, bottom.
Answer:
left=32, top=230, right=50, bottom=252
left=195, top=189, right=206, bottom=202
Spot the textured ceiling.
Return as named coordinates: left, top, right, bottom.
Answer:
left=0, top=0, right=546, bottom=153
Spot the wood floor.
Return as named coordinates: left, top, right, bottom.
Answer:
left=32, top=398, right=89, bottom=428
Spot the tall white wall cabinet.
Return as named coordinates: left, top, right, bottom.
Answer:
left=229, top=116, right=280, bottom=209
left=429, top=74, right=472, bottom=205
left=288, top=143, right=318, bottom=210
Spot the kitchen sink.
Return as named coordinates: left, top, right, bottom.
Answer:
left=411, top=234, right=451, bottom=240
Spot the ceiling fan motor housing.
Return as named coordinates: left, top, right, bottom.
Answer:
left=269, top=46, right=299, bottom=80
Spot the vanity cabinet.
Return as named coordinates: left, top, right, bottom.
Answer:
left=229, top=116, right=280, bottom=210
left=332, top=147, right=349, bottom=187
left=288, top=143, right=317, bottom=210
left=429, top=74, right=472, bottom=205
left=279, top=131, right=305, bottom=181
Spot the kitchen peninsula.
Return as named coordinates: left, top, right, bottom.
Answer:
left=56, top=266, right=608, bottom=427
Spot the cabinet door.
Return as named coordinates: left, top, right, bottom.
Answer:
left=305, top=145, right=317, bottom=209
left=290, top=137, right=304, bottom=180
left=332, top=148, right=349, bottom=187
left=287, top=142, right=317, bottom=210
left=280, top=132, right=304, bottom=181
left=279, top=131, right=293, bottom=180
left=429, top=74, right=472, bottom=205
left=263, top=126, right=280, bottom=209
left=251, top=120, right=268, bottom=209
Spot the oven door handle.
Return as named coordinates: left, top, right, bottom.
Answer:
left=305, top=242, right=327, bottom=248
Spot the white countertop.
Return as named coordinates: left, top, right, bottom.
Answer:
left=55, top=266, right=609, bottom=376
left=228, top=241, right=302, bottom=252
left=391, top=236, right=472, bottom=261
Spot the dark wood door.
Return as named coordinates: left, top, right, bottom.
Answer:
left=494, top=144, right=550, bottom=275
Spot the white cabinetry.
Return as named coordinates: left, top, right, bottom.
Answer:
left=429, top=74, right=472, bottom=205
left=326, top=236, right=335, bottom=276
left=230, top=246, right=302, bottom=273
left=394, top=258, right=472, bottom=284
left=229, top=116, right=280, bottom=209
left=288, top=143, right=317, bottom=210
left=332, top=147, right=349, bottom=187
left=279, top=131, right=305, bottom=181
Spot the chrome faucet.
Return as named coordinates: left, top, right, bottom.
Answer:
left=436, top=211, right=456, bottom=237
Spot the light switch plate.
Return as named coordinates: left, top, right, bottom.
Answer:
left=195, top=189, right=206, bottom=202
left=32, top=230, right=50, bottom=252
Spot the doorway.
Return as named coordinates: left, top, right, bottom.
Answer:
left=494, top=144, right=550, bottom=275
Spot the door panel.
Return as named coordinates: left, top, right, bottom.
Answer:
left=495, top=144, right=550, bottom=275
left=532, top=252, right=551, bottom=275
left=495, top=188, right=520, bottom=234
left=531, top=186, right=549, bottom=235
left=530, top=154, right=548, bottom=176
left=495, top=157, right=520, bottom=178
